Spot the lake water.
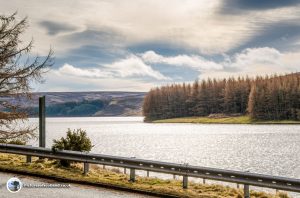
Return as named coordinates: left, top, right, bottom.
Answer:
left=25, top=117, right=300, bottom=196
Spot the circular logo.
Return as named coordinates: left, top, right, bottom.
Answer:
left=6, top=177, right=22, bottom=193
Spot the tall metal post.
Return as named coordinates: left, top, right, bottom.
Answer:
left=39, top=96, right=46, bottom=148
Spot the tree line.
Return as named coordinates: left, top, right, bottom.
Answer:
left=143, top=73, right=300, bottom=121
left=45, top=99, right=106, bottom=117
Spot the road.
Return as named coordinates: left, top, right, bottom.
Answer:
left=0, top=172, right=154, bottom=198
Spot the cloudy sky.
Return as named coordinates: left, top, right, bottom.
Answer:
left=1, top=0, right=300, bottom=92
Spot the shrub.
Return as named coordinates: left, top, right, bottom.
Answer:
left=52, top=128, right=93, bottom=167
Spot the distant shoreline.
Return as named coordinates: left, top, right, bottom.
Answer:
left=151, top=116, right=300, bottom=124
left=28, top=115, right=142, bottom=118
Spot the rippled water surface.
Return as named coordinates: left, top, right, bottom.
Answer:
left=26, top=117, right=300, bottom=179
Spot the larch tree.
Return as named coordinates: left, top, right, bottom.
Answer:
left=0, top=13, right=54, bottom=142
left=143, top=72, right=299, bottom=121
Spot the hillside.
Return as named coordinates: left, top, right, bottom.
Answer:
left=1, top=92, right=145, bottom=117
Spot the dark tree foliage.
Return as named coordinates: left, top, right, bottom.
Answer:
left=143, top=73, right=300, bottom=121
left=43, top=99, right=106, bottom=117
left=0, top=13, right=53, bottom=141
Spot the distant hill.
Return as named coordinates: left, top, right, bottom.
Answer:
left=1, top=92, right=146, bottom=117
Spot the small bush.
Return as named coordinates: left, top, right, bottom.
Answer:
left=52, top=128, right=93, bottom=167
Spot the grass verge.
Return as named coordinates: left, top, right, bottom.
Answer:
left=153, top=116, right=300, bottom=124
left=0, top=153, right=289, bottom=198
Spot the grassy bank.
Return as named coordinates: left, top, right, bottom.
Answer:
left=153, top=116, right=300, bottom=124
left=0, top=153, right=289, bottom=198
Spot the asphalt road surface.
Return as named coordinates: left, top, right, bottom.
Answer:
left=0, top=172, right=154, bottom=198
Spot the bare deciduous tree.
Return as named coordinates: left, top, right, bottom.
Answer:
left=0, top=13, right=54, bottom=142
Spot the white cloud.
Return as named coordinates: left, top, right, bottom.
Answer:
left=140, top=48, right=299, bottom=80
left=34, top=69, right=157, bottom=92
left=230, top=47, right=282, bottom=68
left=140, top=51, right=223, bottom=70
left=199, top=47, right=300, bottom=79
left=2, top=1, right=299, bottom=92
left=33, top=47, right=299, bottom=91
left=58, top=64, right=113, bottom=78
left=54, top=56, right=169, bottom=81
left=104, top=55, right=170, bottom=80
left=1, top=0, right=300, bottom=55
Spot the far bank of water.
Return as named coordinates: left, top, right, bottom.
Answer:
left=152, top=116, right=300, bottom=124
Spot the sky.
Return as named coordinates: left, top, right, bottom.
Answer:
left=1, top=0, right=300, bottom=92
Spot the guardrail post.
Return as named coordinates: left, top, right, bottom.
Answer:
left=83, top=162, right=89, bottom=175
left=26, top=155, right=32, bottom=163
left=129, top=168, right=135, bottom=182
left=203, top=178, right=206, bottom=184
left=244, top=184, right=250, bottom=198
left=124, top=168, right=126, bottom=174
left=146, top=170, right=149, bottom=177
left=237, top=183, right=240, bottom=188
left=183, top=175, right=188, bottom=189
left=26, top=145, right=32, bottom=163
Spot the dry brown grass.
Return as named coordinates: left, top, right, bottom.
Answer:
left=153, top=116, right=300, bottom=124
left=0, top=153, right=290, bottom=198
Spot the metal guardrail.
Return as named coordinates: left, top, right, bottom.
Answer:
left=0, top=143, right=299, bottom=197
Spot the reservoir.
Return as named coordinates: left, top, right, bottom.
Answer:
left=26, top=117, right=300, bottom=178
left=25, top=117, right=300, bottom=196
